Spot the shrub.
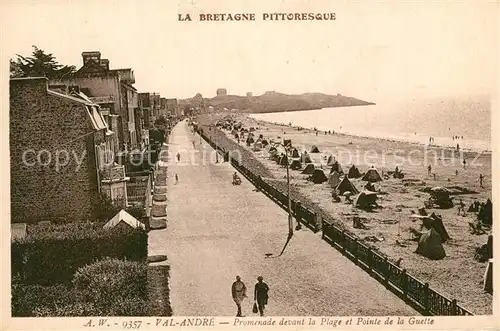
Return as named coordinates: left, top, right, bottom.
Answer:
left=11, top=284, right=77, bottom=317
left=12, top=222, right=148, bottom=285
left=12, top=258, right=149, bottom=317
left=73, top=257, right=147, bottom=306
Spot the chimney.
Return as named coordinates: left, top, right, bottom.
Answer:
left=100, top=59, right=109, bottom=70
left=82, top=51, right=101, bottom=65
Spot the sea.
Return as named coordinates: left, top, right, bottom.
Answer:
left=249, top=96, right=491, bottom=152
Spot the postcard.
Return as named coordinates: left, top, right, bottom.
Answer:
left=1, top=0, right=498, bottom=330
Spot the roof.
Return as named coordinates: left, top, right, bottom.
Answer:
left=69, top=91, right=110, bottom=132
left=47, top=89, right=94, bottom=106
left=103, top=209, right=145, bottom=230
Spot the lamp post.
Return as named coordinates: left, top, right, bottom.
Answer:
left=280, top=142, right=301, bottom=234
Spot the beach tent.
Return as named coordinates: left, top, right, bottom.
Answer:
left=310, top=145, right=320, bottom=153
left=269, top=146, right=277, bottom=153
left=422, top=213, right=450, bottom=242
left=327, top=155, right=336, bottom=166
left=246, top=136, right=254, bottom=144
left=261, top=139, right=269, bottom=147
left=275, top=153, right=285, bottom=164
left=354, top=191, right=378, bottom=209
left=254, top=141, right=263, bottom=149
left=290, top=159, right=302, bottom=170
left=328, top=171, right=341, bottom=188
left=310, top=169, right=328, bottom=184
left=104, top=209, right=145, bottom=230
left=478, top=199, right=493, bottom=226
left=348, top=165, right=362, bottom=179
left=301, top=152, right=312, bottom=164
left=278, top=154, right=289, bottom=167
left=301, top=164, right=316, bottom=175
left=335, top=176, right=360, bottom=195
left=362, top=168, right=383, bottom=182
left=475, top=235, right=493, bottom=262
left=483, top=259, right=493, bottom=294
left=415, top=227, right=446, bottom=260
left=329, top=161, right=343, bottom=175
left=291, top=148, right=300, bottom=158
left=269, top=151, right=280, bottom=161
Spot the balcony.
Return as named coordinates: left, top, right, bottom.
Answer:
left=100, top=164, right=129, bottom=183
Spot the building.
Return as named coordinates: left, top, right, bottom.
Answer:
left=49, top=51, right=139, bottom=151
left=151, top=93, right=161, bottom=120
left=160, top=97, right=168, bottom=118
left=10, top=77, right=129, bottom=223
left=139, top=92, right=153, bottom=130
left=216, top=88, right=227, bottom=96
left=165, top=98, right=179, bottom=117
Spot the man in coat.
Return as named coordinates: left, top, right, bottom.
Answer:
left=231, top=275, right=247, bottom=317
left=254, top=276, right=270, bottom=316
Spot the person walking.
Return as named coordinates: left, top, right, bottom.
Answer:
left=231, top=276, right=247, bottom=317
left=479, top=174, right=484, bottom=188
left=254, top=276, right=269, bottom=316
left=457, top=199, right=466, bottom=216
left=175, top=173, right=179, bottom=184
left=176, top=152, right=181, bottom=162
left=427, top=164, right=432, bottom=176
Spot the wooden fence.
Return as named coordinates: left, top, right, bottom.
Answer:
left=196, top=125, right=473, bottom=316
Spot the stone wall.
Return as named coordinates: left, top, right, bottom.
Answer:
left=10, top=77, right=101, bottom=223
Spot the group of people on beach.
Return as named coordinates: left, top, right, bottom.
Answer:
left=231, top=275, right=270, bottom=317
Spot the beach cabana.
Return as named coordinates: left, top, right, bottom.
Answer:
left=335, top=176, right=360, bottom=195
left=348, top=165, right=362, bottom=178
left=301, top=152, right=312, bottom=164
left=310, top=169, right=328, bottom=184
left=291, top=148, right=300, bottom=158
left=328, top=171, right=341, bottom=188
left=301, top=164, right=316, bottom=175
left=310, top=145, right=320, bottom=153
left=278, top=154, right=289, bottom=167
left=362, top=167, right=383, bottom=182
left=354, top=191, right=378, bottom=210
left=290, top=159, right=302, bottom=170
left=329, top=161, right=343, bottom=175
left=327, top=155, right=336, bottom=166
left=422, top=213, right=450, bottom=242
left=415, top=228, right=446, bottom=260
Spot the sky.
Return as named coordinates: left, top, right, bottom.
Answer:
left=1, top=0, right=498, bottom=101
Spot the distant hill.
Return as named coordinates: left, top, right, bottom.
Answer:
left=181, top=91, right=374, bottom=113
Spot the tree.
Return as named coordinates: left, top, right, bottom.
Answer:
left=10, top=46, right=76, bottom=79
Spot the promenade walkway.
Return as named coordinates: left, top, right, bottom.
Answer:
left=148, top=120, right=417, bottom=316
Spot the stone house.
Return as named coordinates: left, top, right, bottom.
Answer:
left=10, top=77, right=128, bottom=223
left=49, top=51, right=139, bottom=151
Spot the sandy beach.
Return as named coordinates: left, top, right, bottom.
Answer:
left=201, top=113, right=492, bottom=315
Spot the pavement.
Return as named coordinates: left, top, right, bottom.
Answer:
left=148, top=119, right=417, bottom=316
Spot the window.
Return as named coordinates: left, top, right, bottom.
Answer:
left=113, top=187, right=124, bottom=199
